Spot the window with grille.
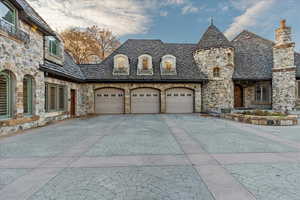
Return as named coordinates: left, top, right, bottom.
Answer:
left=0, top=72, right=11, bottom=119
left=23, top=76, right=33, bottom=115
left=45, top=83, right=67, bottom=112
left=255, top=83, right=271, bottom=103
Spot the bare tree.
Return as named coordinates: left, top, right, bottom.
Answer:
left=60, top=28, right=101, bottom=64
left=87, top=26, right=121, bottom=60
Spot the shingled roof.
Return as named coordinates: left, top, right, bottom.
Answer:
left=80, top=39, right=207, bottom=82
left=13, top=0, right=55, bottom=35
left=197, top=25, right=233, bottom=50
left=41, top=52, right=85, bottom=82
left=232, top=30, right=300, bottom=80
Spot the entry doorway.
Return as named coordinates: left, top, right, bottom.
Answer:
left=234, top=85, right=244, bottom=108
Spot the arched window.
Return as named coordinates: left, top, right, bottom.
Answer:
left=113, top=54, right=129, bottom=75
left=0, top=71, right=12, bottom=119
left=23, top=75, right=34, bottom=115
left=213, top=67, right=220, bottom=77
left=142, top=57, right=149, bottom=70
left=138, top=54, right=153, bottom=75
left=161, top=55, right=176, bottom=75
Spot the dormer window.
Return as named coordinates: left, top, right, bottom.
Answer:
left=113, top=54, right=129, bottom=75
left=161, top=55, right=176, bottom=75
left=213, top=67, right=220, bottom=77
left=48, top=37, right=60, bottom=57
left=142, top=57, right=149, bottom=70
left=138, top=54, right=153, bottom=75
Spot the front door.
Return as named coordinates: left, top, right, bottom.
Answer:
left=70, top=89, right=76, bottom=117
left=234, top=85, right=243, bottom=108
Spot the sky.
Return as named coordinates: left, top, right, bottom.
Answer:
left=27, top=0, right=300, bottom=51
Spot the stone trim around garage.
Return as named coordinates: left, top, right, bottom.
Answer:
left=222, top=113, right=298, bottom=126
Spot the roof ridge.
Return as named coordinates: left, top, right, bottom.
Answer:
left=232, top=30, right=275, bottom=45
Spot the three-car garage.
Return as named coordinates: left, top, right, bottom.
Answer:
left=94, top=87, right=195, bottom=114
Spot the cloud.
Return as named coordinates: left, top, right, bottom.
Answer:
left=181, top=4, right=200, bottom=15
left=27, top=0, right=203, bottom=36
left=160, top=11, right=169, bottom=17
left=225, top=0, right=276, bottom=39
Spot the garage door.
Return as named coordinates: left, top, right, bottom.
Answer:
left=166, top=88, right=194, bottom=113
left=131, top=88, right=160, bottom=114
left=95, top=88, right=124, bottom=114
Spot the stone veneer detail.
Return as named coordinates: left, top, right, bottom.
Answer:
left=272, top=20, right=297, bottom=112
left=194, top=47, right=234, bottom=112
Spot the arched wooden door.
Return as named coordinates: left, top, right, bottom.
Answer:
left=234, top=85, right=243, bottom=108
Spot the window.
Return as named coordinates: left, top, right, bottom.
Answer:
left=48, top=37, right=60, bottom=57
left=213, top=67, right=220, bottom=77
left=161, top=55, right=176, bottom=75
left=45, top=83, right=67, bottom=112
left=0, top=71, right=12, bottom=119
left=255, top=83, right=271, bottom=103
left=137, top=54, right=153, bottom=75
left=142, top=57, right=149, bottom=70
left=0, top=1, right=16, bottom=26
left=23, top=76, right=33, bottom=115
left=117, top=56, right=126, bottom=69
left=113, top=54, right=129, bottom=75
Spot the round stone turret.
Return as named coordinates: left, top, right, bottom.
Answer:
left=194, top=24, right=234, bottom=113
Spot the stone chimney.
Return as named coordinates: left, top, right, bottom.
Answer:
left=272, top=20, right=296, bottom=112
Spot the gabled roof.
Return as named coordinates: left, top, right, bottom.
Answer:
left=79, top=39, right=207, bottom=82
left=232, top=30, right=274, bottom=80
left=197, top=25, right=233, bottom=50
left=13, top=0, right=55, bottom=35
left=41, top=52, right=85, bottom=82
left=232, top=30, right=300, bottom=80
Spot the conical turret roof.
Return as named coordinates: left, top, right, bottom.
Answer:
left=197, top=25, right=233, bottom=50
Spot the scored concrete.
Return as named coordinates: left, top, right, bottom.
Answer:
left=0, top=114, right=299, bottom=200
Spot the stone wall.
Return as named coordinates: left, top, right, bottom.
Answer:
left=0, top=20, right=87, bottom=136
left=194, top=47, right=234, bottom=112
left=297, top=81, right=300, bottom=107
left=85, top=83, right=202, bottom=114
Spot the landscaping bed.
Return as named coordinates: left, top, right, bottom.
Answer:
left=222, top=110, right=298, bottom=126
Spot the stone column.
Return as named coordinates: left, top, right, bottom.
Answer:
left=160, top=89, right=166, bottom=113
left=194, top=86, right=202, bottom=113
left=15, top=77, right=24, bottom=119
left=124, top=89, right=131, bottom=114
left=272, top=20, right=297, bottom=112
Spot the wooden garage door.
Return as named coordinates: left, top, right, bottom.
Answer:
left=95, top=88, right=124, bottom=114
left=131, top=88, right=160, bottom=114
left=166, top=88, right=194, bottom=113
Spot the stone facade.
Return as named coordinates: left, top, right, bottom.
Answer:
left=0, top=18, right=87, bottom=136
left=85, top=83, right=202, bottom=114
left=194, top=47, right=234, bottom=112
left=272, top=20, right=297, bottom=112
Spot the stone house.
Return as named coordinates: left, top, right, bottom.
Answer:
left=0, top=0, right=300, bottom=135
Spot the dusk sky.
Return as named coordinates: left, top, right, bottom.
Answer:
left=27, top=0, right=300, bottom=51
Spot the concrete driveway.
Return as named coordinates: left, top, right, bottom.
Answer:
left=1, top=115, right=300, bottom=200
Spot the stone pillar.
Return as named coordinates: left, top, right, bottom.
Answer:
left=15, top=77, right=24, bottom=119
left=160, top=89, right=166, bottom=113
left=194, top=86, right=202, bottom=112
left=124, top=89, right=131, bottom=114
left=272, top=20, right=296, bottom=112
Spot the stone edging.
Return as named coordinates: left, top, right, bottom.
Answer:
left=221, top=113, right=298, bottom=126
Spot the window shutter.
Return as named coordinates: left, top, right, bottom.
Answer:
left=0, top=74, right=8, bottom=117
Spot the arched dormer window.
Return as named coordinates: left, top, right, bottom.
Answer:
left=213, top=67, right=220, bottom=78
left=138, top=54, right=153, bottom=75
left=113, top=54, right=129, bottom=75
left=161, top=55, right=176, bottom=75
